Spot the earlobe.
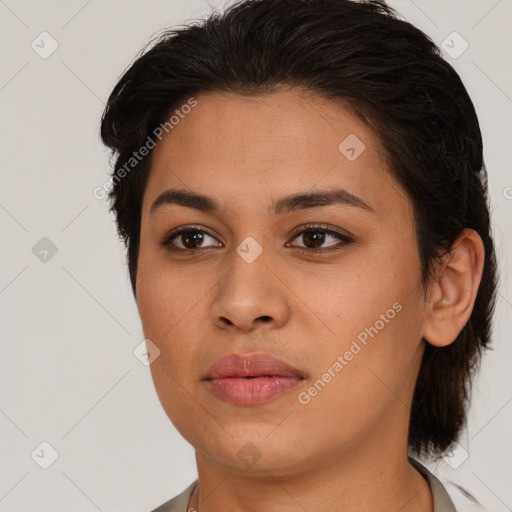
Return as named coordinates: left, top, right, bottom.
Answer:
left=422, top=229, right=485, bottom=348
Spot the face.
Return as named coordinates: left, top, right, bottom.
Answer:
left=136, top=88, right=430, bottom=476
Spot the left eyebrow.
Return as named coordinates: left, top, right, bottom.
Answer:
left=149, top=187, right=374, bottom=216
left=269, top=188, right=374, bottom=216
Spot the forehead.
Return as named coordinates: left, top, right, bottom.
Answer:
left=144, top=88, right=406, bottom=217
left=152, top=88, right=382, bottom=161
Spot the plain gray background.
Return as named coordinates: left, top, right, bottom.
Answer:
left=1, top=0, right=511, bottom=510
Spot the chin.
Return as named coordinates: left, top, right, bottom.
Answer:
left=193, top=426, right=309, bottom=474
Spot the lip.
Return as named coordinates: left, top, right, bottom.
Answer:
left=203, top=353, right=306, bottom=405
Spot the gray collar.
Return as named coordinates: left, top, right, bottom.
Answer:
left=409, top=456, right=457, bottom=511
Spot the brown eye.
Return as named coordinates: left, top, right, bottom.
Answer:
left=287, top=225, right=354, bottom=253
left=161, top=226, right=222, bottom=251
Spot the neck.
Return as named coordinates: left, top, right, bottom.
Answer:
left=189, top=437, right=433, bottom=512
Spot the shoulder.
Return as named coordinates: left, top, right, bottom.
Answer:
left=409, top=457, right=457, bottom=512
left=410, top=457, right=489, bottom=512
left=149, top=480, right=198, bottom=512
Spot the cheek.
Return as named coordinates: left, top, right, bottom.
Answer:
left=308, top=250, right=423, bottom=397
left=298, top=302, right=423, bottom=441
left=136, top=261, right=212, bottom=384
left=136, top=273, right=170, bottom=340
left=136, top=255, right=203, bottom=338
left=314, top=258, right=410, bottom=339
left=137, top=268, right=205, bottom=427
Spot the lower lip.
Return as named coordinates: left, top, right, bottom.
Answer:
left=206, top=376, right=303, bottom=405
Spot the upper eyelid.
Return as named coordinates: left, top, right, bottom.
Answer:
left=288, top=223, right=352, bottom=237
left=162, top=225, right=219, bottom=245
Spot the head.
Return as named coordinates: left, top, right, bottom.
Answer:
left=100, top=0, right=497, bottom=467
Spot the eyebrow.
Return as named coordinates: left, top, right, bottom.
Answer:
left=150, top=187, right=374, bottom=216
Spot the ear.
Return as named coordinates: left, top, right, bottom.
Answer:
left=422, top=228, right=485, bottom=348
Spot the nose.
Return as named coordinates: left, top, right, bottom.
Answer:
left=209, top=250, right=292, bottom=332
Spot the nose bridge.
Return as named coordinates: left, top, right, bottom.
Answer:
left=222, top=237, right=270, bottom=302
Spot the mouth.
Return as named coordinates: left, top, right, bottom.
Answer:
left=203, top=353, right=306, bottom=406
left=205, top=375, right=305, bottom=405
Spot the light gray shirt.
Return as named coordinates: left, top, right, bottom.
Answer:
left=150, top=457, right=456, bottom=512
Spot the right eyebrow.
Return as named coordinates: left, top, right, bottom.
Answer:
left=150, top=189, right=220, bottom=215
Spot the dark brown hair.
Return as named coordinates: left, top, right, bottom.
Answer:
left=100, top=0, right=498, bottom=458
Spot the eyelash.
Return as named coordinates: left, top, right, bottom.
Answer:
left=160, top=223, right=354, bottom=255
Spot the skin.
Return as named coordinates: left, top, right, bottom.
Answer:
left=136, top=88, right=484, bottom=512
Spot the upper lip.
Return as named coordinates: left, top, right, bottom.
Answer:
left=204, top=353, right=306, bottom=380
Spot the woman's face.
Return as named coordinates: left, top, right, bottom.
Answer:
left=137, top=88, right=430, bottom=475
